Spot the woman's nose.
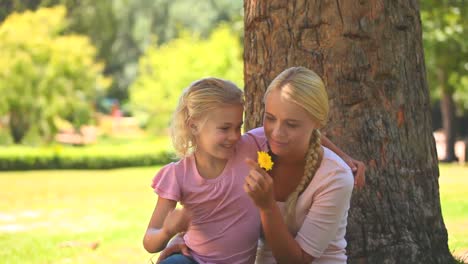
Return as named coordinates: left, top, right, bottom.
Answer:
left=272, top=124, right=285, bottom=138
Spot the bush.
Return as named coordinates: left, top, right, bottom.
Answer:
left=0, top=143, right=176, bottom=170
left=0, top=147, right=174, bottom=171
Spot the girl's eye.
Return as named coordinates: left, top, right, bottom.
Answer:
left=219, top=127, right=230, bottom=131
left=287, top=123, right=298, bottom=128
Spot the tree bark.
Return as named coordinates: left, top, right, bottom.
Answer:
left=244, top=0, right=453, bottom=263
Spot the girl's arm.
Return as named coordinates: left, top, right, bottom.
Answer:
left=143, top=197, right=189, bottom=253
left=156, top=234, right=191, bottom=263
left=321, top=135, right=366, bottom=188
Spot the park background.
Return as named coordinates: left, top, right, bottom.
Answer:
left=0, top=1, right=467, bottom=263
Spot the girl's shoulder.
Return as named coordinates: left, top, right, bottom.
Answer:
left=151, top=156, right=195, bottom=201
left=154, top=156, right=193, bottom=179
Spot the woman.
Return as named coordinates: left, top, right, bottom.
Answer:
left=244, top=66, right=354, bottom=263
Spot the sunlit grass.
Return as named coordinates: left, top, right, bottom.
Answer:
left=0, top=167, right=159, bottom=263
left=439, top=163, right=468, bottom=255
left=0, top=164, right=466, bottom=263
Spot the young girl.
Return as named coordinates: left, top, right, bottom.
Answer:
left=144, top=77, right=365, bottom=264
left=143, top=78, right=262, bottom=264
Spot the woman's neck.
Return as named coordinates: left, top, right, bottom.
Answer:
left=193, top=151, right=228, bottom=179
left=274, top=151, right=307, bottom=167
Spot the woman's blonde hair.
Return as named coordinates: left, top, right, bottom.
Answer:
left=264, top=66, right=329, bottom=232
left=170, top=78, right=244, bottom=158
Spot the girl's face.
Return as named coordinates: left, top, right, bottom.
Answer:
left=263, top=89, right=317, bottom=159
left=192, top=104, right=243, bottom=161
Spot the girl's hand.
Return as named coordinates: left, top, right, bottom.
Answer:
left=343, top=157, right=366, bottom=189
left=156, top=242, right=190, bottom=264
left=244, top=159, right=275, bottom=210
left=161, top=208, right=191, bottom=237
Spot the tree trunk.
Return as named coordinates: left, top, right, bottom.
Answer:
left=243, top=1, right=453, bottom=263
left=439, top=83, right=457, bottom=162
left=9, top=109, right=30, bottom=144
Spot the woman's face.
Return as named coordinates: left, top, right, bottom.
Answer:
left=263, top=88, right=318, bottom=159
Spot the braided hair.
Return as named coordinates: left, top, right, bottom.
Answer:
left=264, top=66, right=329, bottom=232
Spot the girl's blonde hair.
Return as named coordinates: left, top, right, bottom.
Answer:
left=170, top=78, right=244, bottom=157
left=264, top=66, right=329, bottom=232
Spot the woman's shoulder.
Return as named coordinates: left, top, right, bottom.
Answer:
left=320, top=147, right=354, bottom=185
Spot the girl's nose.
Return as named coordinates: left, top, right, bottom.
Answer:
left=229, top=129, right=241, bottom=141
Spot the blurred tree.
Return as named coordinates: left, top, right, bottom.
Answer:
left=421, top=0, right=468, bottom=161
left=0, top=0, right=243, bottom=102
left=0, top=6, right=109, bottom=143
left=129, top=25, right=243, bottom=134
left=0, top=0, right=41, bottom=21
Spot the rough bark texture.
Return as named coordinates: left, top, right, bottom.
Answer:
left=244, top=0, right=453, bottom=263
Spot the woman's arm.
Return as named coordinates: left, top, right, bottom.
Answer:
left=258, top=202, right=315, bottom=263
left=244, top=159, right=314, bottom=264
left=321, top=135, right=366, bottom=189
left=244, top=160, right=354, bottom=264
left=143, top=198, right=189, bottom=253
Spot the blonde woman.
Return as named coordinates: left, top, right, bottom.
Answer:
left=245, top=66, right=355, bottom=264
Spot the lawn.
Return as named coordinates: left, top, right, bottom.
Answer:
left=0, top=167, right=159, bottom=264
left=0, top=164, right=466, bottom=263
left=439, top=163, right=468, bottom=256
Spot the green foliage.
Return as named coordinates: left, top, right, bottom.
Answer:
left=421, top=0, right=468, bottom=111
left=98, top=0, right=243, bottom=100
left=0, top=6, right=109, bottom=143
left=0, top=148, right=174, bottom=170
left=130, top=25, right=243, bottom=133
left=0, top=138, right=175, bottom=170
left=0, top=1, right=243, bottom=101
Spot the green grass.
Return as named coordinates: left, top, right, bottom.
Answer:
left=0, top=164, right=466, bottom=263
left=0, top=167, right=160, bottom=264
left=439, top=163, right=468, bottom=256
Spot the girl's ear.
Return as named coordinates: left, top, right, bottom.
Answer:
left=188, top=119, right=198, bottom=135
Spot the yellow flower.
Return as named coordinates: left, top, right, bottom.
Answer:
left=257, top=151, right=274, bottom=171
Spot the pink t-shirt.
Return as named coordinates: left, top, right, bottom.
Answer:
left=246, top=128, right=354, bottom=264
left=152, top=134, right=261, bottom=264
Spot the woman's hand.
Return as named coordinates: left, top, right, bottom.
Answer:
left=244, top=159, right=276, bottom=210
left=343, top=157, right=366, bottom=189
left=161, top=208, right=191, bottom=237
